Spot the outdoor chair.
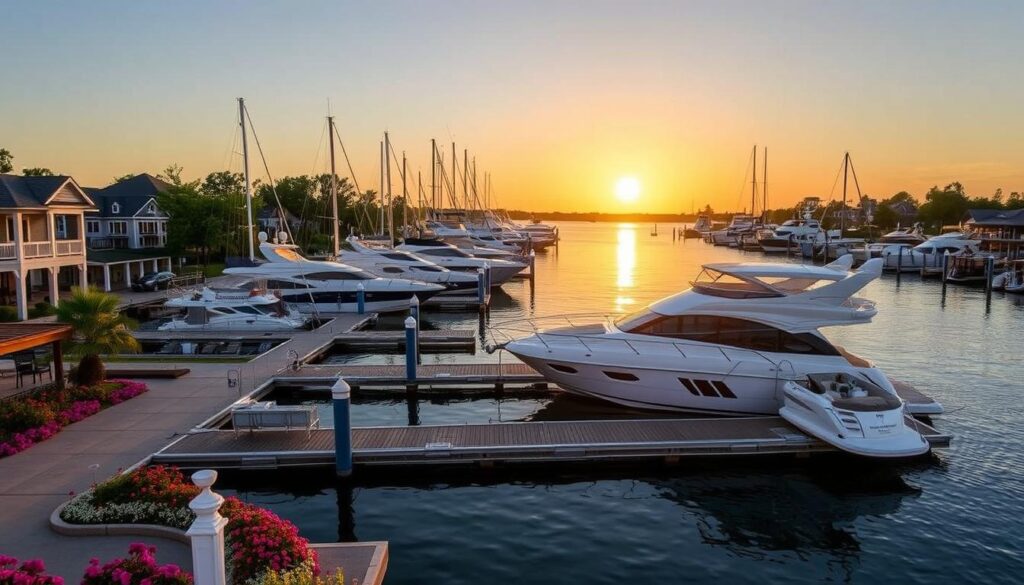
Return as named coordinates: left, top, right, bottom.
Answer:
left=13, top=351, right=50, bottom=388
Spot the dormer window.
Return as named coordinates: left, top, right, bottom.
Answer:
left=111, top=203, right=121, bottom=215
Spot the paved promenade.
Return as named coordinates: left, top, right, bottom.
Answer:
left=0, top=314, right=370, bottom=579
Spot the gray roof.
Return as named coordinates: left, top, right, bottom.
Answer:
left=88, top=173, right=172, bottom=217
left=0, top=174, right=79, bottom=208
left=967, top=208, right=1024, bottom=227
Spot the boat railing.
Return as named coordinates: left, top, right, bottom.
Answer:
left=487, top=314, right=783, bottom=368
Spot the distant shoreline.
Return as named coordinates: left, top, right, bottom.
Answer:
left=505, top=211, right=730, bottom=223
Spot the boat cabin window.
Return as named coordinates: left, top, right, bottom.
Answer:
left=265, top=279, right=310, bottom=289
left=381, top=253, right=413, bottom=261
left=413, top=266, right=443, bottom=273
left=303, top=271, right=371, bottom=280
left=622, top=314, right=839, bottom=355
left=423, top=248, right=471, bottom=258
left=233, top=306, right=262, bottom=315
left=381, top=266, right=405, bottom=274
left=691, top=269, right=783, bottom=299
left=212, top=307, right=237, bottom=314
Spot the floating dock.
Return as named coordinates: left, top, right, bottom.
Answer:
left=152, top=415, right=951, bottom=470
left=327, top=329, right=477, bottom=352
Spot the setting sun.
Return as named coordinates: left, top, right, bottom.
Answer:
left=615, top=177, right=641, bottom=204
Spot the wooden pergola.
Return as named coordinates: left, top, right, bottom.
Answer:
left=0, top=323, right=73, bottom=384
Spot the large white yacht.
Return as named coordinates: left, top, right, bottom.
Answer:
left=160, top=287, right=308, bottom=332
left=880, top=233, right=980, bottom=272
left=343, top=236, right=480, bottom=292
left=497, top=256, right=939, bottom=458
left=224, top=233, right=445, bottom=313
left=710, top=214, right=756, bottom=246
left=398, top=239, right=528, bottom=285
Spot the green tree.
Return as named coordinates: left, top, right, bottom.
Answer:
left=158, top=164, right=188, bottom=187
left=917, top=183, right=970, bottom=228
left=113, top=174, right=135, bottom=183
left=0, top=149, right=14, bottom=173
left=22, top=167, right=54, bottom=176
left=55, top=287, right=140, bottom=386
left=873, top=205, right=899, bottom=230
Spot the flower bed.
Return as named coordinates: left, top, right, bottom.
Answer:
left=2, top=543, right=191, bottom=585
left=61, top=466, right=320, bottom=584
left=0, top=379, right=147, bottom=458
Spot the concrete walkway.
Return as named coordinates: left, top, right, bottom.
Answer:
left=0, top=313, right=370, bottom=580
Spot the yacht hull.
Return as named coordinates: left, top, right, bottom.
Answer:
left=277, top=289, right=441, bottom=313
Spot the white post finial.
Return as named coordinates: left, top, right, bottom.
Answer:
left=187, top=470, right=228, bottom=585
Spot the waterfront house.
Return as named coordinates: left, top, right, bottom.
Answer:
left=965, top=208, right=1024, bottom=258
left=257, top=204, right=302, bottom=237
left=84, top=174, right=174, bottom=291
left=0, top=174, right=94, bottom=320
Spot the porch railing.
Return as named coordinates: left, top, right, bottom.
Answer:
left=22, top=242, right=53, bottom=258
left=56, top=240, right=84, bottom=256
left=0, top=243, right=15, bottom=260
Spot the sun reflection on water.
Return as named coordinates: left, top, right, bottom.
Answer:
left=615, top=225, right=636, bottom=312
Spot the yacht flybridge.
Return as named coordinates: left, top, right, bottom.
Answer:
left=398, top=239, right=528, bottom=285
left=224, top=233, right=444, bottom=313
left=496, top=255, right=940, bottom=458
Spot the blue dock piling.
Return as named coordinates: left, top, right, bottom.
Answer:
left=408, top=296, right=420, bottom=363
left=405, top=316, right=418, bottom=381
left=356, top=283, right=365, bottom=314
left=332, top=377, right=353, bottom=477
left=477, top=268, right=486, bottom=303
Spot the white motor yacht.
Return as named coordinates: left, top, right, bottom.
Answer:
left=398, top=238, right=528, bottom=285
left=497, top=255, right=941, bottom=458
left=160, top=287, right=308, bottom=331
left=224, top=233, right=445, bottom=313
left=993, top=259, right=1024, bottom=293
left=758, top=217, right=839, bottom=253
left=881, top=233, right=980, bottom=272
left=343, top=236, right=480, bottom=292
left=710, top=214, right=755, bottom=246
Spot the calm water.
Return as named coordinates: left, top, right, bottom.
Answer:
left=220, top=222, right=1024, bottom=584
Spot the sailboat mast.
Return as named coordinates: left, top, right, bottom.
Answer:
left=762, top=146, right=768, bottom=223
left=328, top=116, right=339, bottom=257
left=385, top=132, right=393, bottom=242
left=238, top=97, right=255, bottom=262
left=463, top=149, right=469, bottom=212
left=430, top=139, right=437, bottom=214
left=451, top=142, right=456, bottom=211
left=378, top=141, right=385, bottom=235
left=841, top=152, right=849, bottom=236
left=402, top=151, right=408, bottom=238
left=751, top=144, right=757, bottom=218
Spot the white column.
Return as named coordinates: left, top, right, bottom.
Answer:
left=48, top=266, right=59, bottom=308
left=12, top=211, right=24, bottom=262
left=13, top=270, right=26, bottom=321
left=124, top=262, right=132, bottom=288
left=186, top=470, right=228, bottom=585
left=103, top=265, right=111, bottom=292
left=152, top=258, right=158, bottom=272
left=47, top=211, right=56, bottom=258
left=78, top=263, right=87, bottom=290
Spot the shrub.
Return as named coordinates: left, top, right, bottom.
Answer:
left=0, top=306, right=18, bottom=322
left=82, top=543, right=192, bottom=585
left=28, top=302, right=56, bottom=319
left=221, top=498, right=318, bottom=584
left=92, top=466, right=199, bottom=510
left=257, top=561, right=341, bottom=585
left=0, top=555, right=64, bottom=585
left=0, top=380, right=148, bottom=458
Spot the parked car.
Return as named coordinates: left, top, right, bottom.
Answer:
left=132, top=271, right=175, bottom=292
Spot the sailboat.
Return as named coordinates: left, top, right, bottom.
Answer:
left=222, top=103, right=444, bottom=313
left=817, top=153, right=867, bottom=260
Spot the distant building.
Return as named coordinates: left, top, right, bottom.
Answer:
left=84, top=174, right=174, bottom=291
left=802, top=197, right=821, bottom=212
left=257, top=205, right=302, bottom=237
left=859, top=196, right=878, bottom=224
left=887, top=199, right=918, bottom=223
left=965, top=208, right=1024, bottom=241
left=0, top=174, right=94, bottom=319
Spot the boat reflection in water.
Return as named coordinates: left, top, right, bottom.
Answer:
left=214, top=460, right=924, bottom=583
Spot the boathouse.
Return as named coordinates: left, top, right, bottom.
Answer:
left=966, top=208, right=1024, bottom=258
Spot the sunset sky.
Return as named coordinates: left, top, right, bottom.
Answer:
left=3, top=0, right=1023, bottom=213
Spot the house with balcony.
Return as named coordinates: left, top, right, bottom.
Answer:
left=84, top=174, right=174, bottom=291
left=0, top=174, right=94, bottom=320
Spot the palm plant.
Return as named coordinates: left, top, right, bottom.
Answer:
left=55, top=287, right=140, bottom=386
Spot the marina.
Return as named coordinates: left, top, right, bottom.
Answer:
left=3, top=5, right=1023, bottom=583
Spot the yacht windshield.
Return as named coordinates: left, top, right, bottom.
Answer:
left=755, top=276, right=837, bottom=293
left=691, top=269, right=782, bottom=299
left=614, top=308, right=660, bottom=331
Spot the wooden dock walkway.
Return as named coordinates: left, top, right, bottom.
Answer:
left=152, top=415, right=951, bottom=470
left=328, top=329, right=476, bottom=352
left=274, top=362, right=939, bottom=413
left=277, top=362, right=543, bottom=386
